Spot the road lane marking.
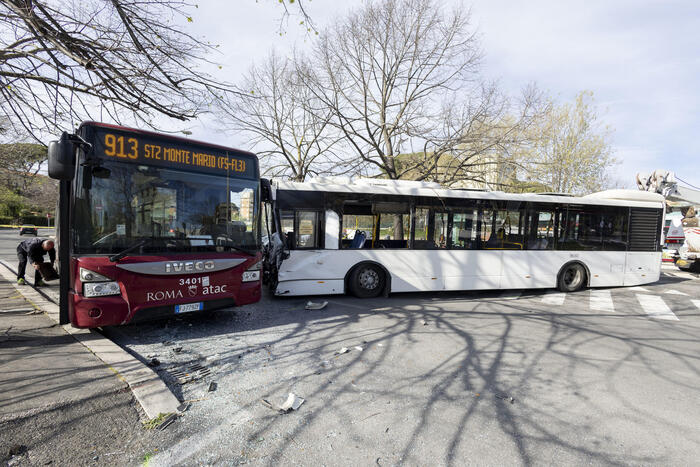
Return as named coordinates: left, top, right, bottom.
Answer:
left=627, top=286, right=650, bottom=292
left=664, top=289, right=688, bottom=296
left=541, top=291, right=566, bottom=305
left=692, top=300, right=700, bottom=310
left=636, top=294, right=679, bottom=321
left=590, top=289, right=614, bottom=312
left=498, top=291, right=522, bottom=300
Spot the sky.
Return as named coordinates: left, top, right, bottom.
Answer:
left=172, top=0, right=700, bottom=189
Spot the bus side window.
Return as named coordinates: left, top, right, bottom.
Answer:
left=451, top=211, right=477, bottom=249
left=526, top=210, right=555, bottom=250
left=296, top=211, right=320, bottom=249
left=602, top=207, right=628, bottom=251
left=414, top=208, right=431, bottom=248
left=434, top=212, right=448, bottom=248
left=280, top=210, right=295, bottom=249
left=342, top=214, right=374, bottom=249
left=479, top=209, right=495, bottom=249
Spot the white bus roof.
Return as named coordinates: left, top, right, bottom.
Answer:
left=274, top=178, right=664, bottom=209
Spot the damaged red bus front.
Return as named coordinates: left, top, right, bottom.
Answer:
left=49, top=122, right=263, bottom=327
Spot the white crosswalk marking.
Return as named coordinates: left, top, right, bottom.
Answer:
left=692, top=300, right=700, bottom=310
left=627, top=286, right=650, bottom=292
left=636, top=294, right=679, bottom=321
left=590, top=289, right=614, bottom=312
left=541, top=291, right=566, bottom=305
left=664, top=289, right=688, bottom=296
left=499, top=291, right=522, bottom=300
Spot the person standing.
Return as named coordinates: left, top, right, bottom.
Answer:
left=16, top=238, right=55, bottom=286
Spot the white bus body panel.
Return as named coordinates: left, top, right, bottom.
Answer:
left=274, top=249, right=659, bottom=296
left=623, top=252, right=662, bottom=286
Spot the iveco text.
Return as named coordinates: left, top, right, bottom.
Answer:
left=165, top=260, right=216, bottom=274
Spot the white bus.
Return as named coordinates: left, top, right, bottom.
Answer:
left=262, top=178, right=665, bottom=298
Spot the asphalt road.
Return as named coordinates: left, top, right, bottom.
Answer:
left=1, top=229, right=698, bottom=465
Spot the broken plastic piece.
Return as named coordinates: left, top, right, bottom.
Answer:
left=281, top=392, right=305, bottom=411
left=354, top=346, right=364, bottom=352
left=335, top=347, right=349, bottom=355
left=305, top=300, right=328, bottom=310
left=261, top=393, right=305, bottom=414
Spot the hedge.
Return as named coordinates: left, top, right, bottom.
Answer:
left=20, top=215, right=53, bottom=226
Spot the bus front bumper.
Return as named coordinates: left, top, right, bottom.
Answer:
left=69, top=281, right=260, bottom=328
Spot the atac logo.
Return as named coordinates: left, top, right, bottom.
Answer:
left=164, top=260, right=215, bottom=274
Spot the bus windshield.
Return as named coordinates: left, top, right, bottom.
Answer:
left=73, top=159, right=259, bottom=255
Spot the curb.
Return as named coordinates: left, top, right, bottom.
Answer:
left=0, top=260, right=181, bottom=420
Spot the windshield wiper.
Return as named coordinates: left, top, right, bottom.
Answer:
left=109, top=239, right=150, bottom=262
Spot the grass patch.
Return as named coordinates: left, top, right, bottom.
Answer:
left=142, top=412, right=174, bottom=429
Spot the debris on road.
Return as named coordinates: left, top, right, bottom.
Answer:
left=169, top=363, right=211, bottom=384
left=354, top=346, right=364, bottom=352
left=421, top=319, right=429, bottom=326
left=148, top=358, right=160, bottom=367
left=495, top=393, right=515, bottom=404
left=8, top=444, right=26, bottom=456
left=172, top=347, right=183, bottom=353
left=208, top=381, right=217, bottom=392
left=335, top=347, right=350, bottom=355
left=261, top=392, right=305, bottom=414
left=158, top=413, right=177, bottom=430
left=177, top=402, right=191, bottom=413
left=305, top=300, right=328, bottom=310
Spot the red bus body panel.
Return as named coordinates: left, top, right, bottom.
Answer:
left=68, top=253, right=261, bottom=328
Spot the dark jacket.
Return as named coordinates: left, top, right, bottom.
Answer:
left=18, top=237, right=56, bottom=265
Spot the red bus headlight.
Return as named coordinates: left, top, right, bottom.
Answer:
left=83, top=281, right=121, bottom=297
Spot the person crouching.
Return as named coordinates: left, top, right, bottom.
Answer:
left=17, top=238, right=56, bottom=286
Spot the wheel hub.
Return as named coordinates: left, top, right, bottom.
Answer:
left=359, top=269, right=379, bottom=290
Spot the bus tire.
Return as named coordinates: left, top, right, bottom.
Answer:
left=557, top=262, right=587, bottom=292
left=349, top=263, right=385, bottom=298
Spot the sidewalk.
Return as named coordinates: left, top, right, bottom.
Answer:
left=0, top=279, right=163, bottom=465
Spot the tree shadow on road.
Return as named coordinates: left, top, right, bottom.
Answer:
left=111, top=288, right=700, bottom=465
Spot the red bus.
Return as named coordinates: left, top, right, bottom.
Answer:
left=48, top=122, right=264, bottom=327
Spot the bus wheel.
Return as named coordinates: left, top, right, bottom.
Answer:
left=557, top=263, right=586, bottom=292
left=349, top=264, right=385, bottom=298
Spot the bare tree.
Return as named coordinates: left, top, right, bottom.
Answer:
left=221, top=51, right=342, bottom=181
left=0, top=141, right=46, bottom=195
left=0, top=0, right=231, bottom=139
left=299, top=0, right=540, bottom=185
left=519, top=90, right=617, bottom=195
left=274, top=0, right=317, bottom=35
left=404, top=83, right=545, bottom=187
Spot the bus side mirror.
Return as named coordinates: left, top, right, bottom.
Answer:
left=48, top=132, right=76, bottom=180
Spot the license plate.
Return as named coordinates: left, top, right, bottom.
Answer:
left=175, top=302, right=203, bottom=314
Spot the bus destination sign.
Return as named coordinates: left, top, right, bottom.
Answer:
left=91, top=127, right=256, bottom=178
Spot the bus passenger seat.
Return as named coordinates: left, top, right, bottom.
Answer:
left=350, top=231, right=366, bottom=249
